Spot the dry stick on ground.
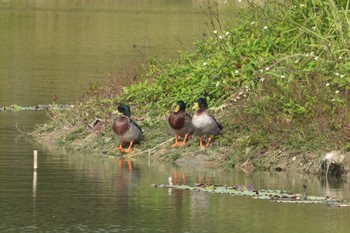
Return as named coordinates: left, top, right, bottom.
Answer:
left=15, top=123, right=26, bottom=134
left=129, top=137, right=175, bottom=158
left=264, top=150, right=284, bottom=167
left=305, top=161, right=313, bottom=173
left=242, top=157, right=250, bottom=168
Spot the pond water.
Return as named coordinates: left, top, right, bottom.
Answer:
left=0, top=0, right=211, bottom=105
left=1, top=1, right=350, bottom=232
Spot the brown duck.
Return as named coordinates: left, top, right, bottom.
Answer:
left=168, top=100, right=194, bottom=147
left=112, top=104, right=143, bottom=153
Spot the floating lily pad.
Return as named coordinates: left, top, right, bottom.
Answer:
left=0, top=104, right=74, bottom=112
left=152, top=183, right=350, bottom=207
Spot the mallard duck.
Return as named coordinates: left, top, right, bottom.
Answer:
left=168, top=100, right=194, bottom=147
left=112, top=104, right=143, bottom=153
left=192, top=98, right=223, bottom=147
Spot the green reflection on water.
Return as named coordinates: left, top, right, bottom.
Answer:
left=0, top=0, right=208, bottom=106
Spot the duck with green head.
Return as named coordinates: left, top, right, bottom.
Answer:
left=192, top=98, right=223, bottom=147
left=112, top=104, right=143, bottom=153
left=168, top=100, right=194, bottom=147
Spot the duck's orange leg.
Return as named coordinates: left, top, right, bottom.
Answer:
left=199, top=136, right=205, bottom=148
left=113, top=141, right=124, bottom=151
left=179, top=133, right=189, bottom=146
left=205, top=136, right=212, bottom=147
left=171, top=134, right=180, bottom=147
left=124, top=141, right=134, bottom=153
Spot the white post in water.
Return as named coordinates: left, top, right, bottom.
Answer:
left=33, top=150, right=38, bottom=171
left=167, top=177, right=173, bottom=195
left=168, top=177, right=173, bottom=186
left=33, top=170, right=37, bottom=199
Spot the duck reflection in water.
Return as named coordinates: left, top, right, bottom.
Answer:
left=172, top=171, right=186, bottom=185
left=171, top=171, right=211, bottom=185
left=118, top=158, right=132, bottom=171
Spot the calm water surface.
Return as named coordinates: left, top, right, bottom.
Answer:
left=1, top=1, right=350, bottom=232
left=0, top=0, right=210, bottom=105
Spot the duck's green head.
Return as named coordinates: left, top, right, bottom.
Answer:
left=193, top=98, right=208, bottom=110
left=117, top=104, right=131, bottom=117
left=174, top=100, right=186, bottom=112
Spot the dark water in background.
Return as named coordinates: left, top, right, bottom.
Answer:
left=1, top=1, right=350, bottom=232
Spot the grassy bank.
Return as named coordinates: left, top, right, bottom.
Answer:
left=32, top=0, right=350, bottom=175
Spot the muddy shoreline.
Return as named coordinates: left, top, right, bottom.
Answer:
left=33, top=122, right=350, bottom=178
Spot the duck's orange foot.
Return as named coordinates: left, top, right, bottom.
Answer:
left=123, top=141, right=134, bottom=153
left=171, top=142, right=181, bottom=147
left=178, top=142, right=187, bottom=146
left=113, top=142, right=124, bottom=151
left=205, top=137, right=212, bottom=147
left=113, top=146, right=124, bottom=151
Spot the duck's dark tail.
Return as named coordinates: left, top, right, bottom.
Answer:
left=214, top=118, right=223, bottom=131
left=218, top=123, right=224, bottom=131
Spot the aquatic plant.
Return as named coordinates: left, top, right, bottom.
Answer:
left=152, top=183, right=350, bottom=207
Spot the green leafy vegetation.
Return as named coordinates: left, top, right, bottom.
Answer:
left=33, top=0, right=350, bottom=172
